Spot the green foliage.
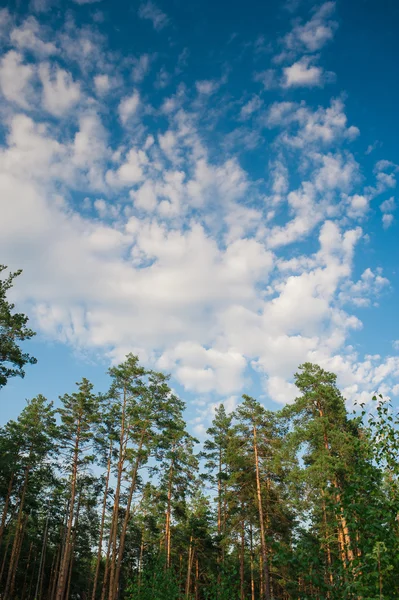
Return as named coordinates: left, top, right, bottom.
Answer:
left=2, top=352, right=399, bottom=600
left=0, top=265, right=37, bottom=388
left=127, top=555, right=180, bottom=600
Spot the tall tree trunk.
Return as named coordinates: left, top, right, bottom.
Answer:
left=107, top=386, right=127, bottom=600
left=101, top=503, right=116, bottom=600
left=250, top=524, right=255, bottom=600
left=21, top=540, right=33, bottom=600
left=321, top=492, right=334, bottom=593
left=35, top=510, right=50, bottom=600
left=165, top=452, right=175, bottom=568
left=138, top=531, right=145, bottom=590
left=240, top=518, right=245, bottom=600
left=92, top=442, right=113, bottom=600
left=8, top=512, right=27, bottom=599
left=112, top=432, right=146, bottom=599
left=195, top=558, right=199, bottom=600
left=253, top=425, right=270, bottom=600
left=0, top=472, right=14, bottom=548
left=3, top=464, right=30, bottom=600
left=65, top=493, right=81, bottom=600
left=0, top=528, right=12, bottom=584
left=55, top=419, right=81, bottom=600
left=185, top=536, right=194, bottom=600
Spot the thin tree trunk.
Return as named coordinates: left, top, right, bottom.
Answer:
left=321, top=492, right=334, bottom=593
left=112, top=433, right=146, bottom=599
left=250, top=524, right=255, bottom=600
left=47, top=549, right=57, bottom=600
left=195, top=557, right=199, bottom=600
left=92, top=442, right=113, bottom=600
left=3, top=464, right=30, bottom=600
left=107, top=386, right=128, bottom=600
left=253, top=425, right=270, bottom=600
left=0, top=528, right=12, bottom=584
left=165, top=453, right=175, bottom=568
left=8, top=512, right=27, bottom=599
left=21, top=540, right=33, bottom=600
left=138, top=532, right=145, bottom=590
left=240, top=518, right=245, bottom=600
left=101, top=510, right=115, bottom=600
left=65, top=493, right=81, bottom=600
left=0, top=473, right=14, bottom=548
left=55, top=419, right=81, bottom=600
left=185, top=536, right=194, bottom=600
left=50, top=542, right=62, bottom=600
left=35, top=510, right=50, bottom=600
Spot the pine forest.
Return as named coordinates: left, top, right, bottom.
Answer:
left=1, top=268, right=399, bottom=600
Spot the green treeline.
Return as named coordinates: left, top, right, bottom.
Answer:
left=1, top=266, right=399, bottom=599
left=0, top=358, right=399, bottom=600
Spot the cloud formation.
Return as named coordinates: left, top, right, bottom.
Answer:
left=0, top=4, right=398, bottom=428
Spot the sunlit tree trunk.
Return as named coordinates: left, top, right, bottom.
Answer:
left=107, top=387, right=127, bottom=600
left=55, top=419, right=81, bottom=600
left=92, top=442, right=112, bottom=600
left=253, top=425, right=270, bottom=600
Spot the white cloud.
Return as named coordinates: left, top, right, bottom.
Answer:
left=138, top=1, right=169, bottom=31
left=380, top=196, right=395, bottom=213
left=240, top=95, right=263, bottom=120
left=0, top=51, right=35, bottom=108
left=283, top=1, right=338, bottom=53
left=382, top=213, right=394, bottom=229
left=283, top=57, right=325, bottom=87
left=39, top=63, right=81, bottom=116
left=118, top=91, right=140, bottom=124
left=0, top=3, right=398, bottom=422
left=10, top=17, right=57, bottom=56
left=94, top=74, right=111, bottom=94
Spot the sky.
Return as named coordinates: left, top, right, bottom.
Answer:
left=1, top=0, right=399, bottom=437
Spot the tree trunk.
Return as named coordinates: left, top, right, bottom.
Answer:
left=3, top=464, right=30, bottom=600
left=92, top=442, right=113, bottom=600
left=185, top=536, right=194, bottom=600
left=321, top=492, right=334, bottom=593
left=0, top=472, right=14, bottom=548
left=138, top=532, right=145, bottom=590
left=253, top=425, right=270, bottom=600
left=21, top=540, right=33, bottom=600
left=250, top=524, right=255, bottom=600
left=8, top=512, right=27, bottom=599
left=240, top=518, right=245, bottom=600
left=195, top=558, right=199, bottom=600
left=107, top=386, right=127, bottom=600
left=112, top=432, right=146, bottom=599
left=165, top=453, right=175, bottom=568
left=55, top=419, right=81, bottom=600
left=34, top=511, right=50, bottom=600
left=101, top=504, right=115, bottom=600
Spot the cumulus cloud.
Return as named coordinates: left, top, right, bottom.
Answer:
left=0, top=2, right=397, bottom=430
left=118, top=91, right=140, bottom=124
left=10, top=17, right=57, bottom=56
left=283, top=57, right=326, bottom=87
left=39, top=63, right=81, bottom=116
left=283, top=1, right=338, bottom=53
left=0, top=51, right=35, bottom=108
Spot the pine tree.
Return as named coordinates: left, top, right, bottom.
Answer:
left=55, top=378, right=99, bottom=600
left=0, top=265, right=37, bottom=389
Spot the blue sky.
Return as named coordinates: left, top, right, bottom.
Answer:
left=0, top=0, right=398, bottom=436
